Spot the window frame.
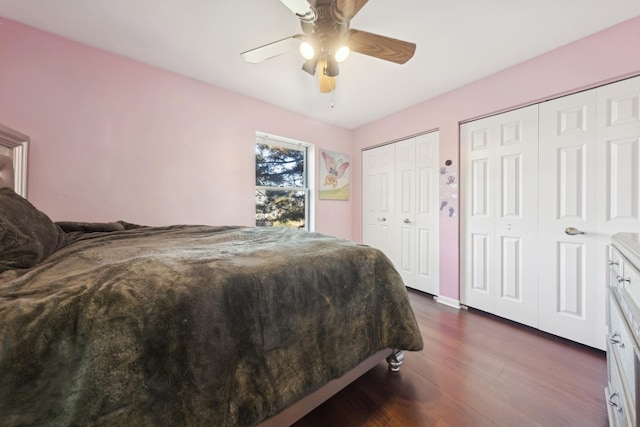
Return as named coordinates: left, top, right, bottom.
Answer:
left=255, top=133, right=314, bottom=231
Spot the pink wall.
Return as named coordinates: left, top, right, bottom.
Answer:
left=351, top=16, right=640, bottom=301
left=0, top=18, right=354, bottom=239
left=2, top=15, right=640, bottom=301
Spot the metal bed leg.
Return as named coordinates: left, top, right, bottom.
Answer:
left=386, top=349, right=404, bottom=372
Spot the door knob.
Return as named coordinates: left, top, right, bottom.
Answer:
left=564, top=227, right=585, bottom=235
left=403, top=218, right=412, bottom=224
left=377, top=217, right=387, bottom=222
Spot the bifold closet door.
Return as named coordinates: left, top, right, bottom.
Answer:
left=538, top=75, right=640, bottom=349
left=538, top=90, right=599, bottom=348
left=460, top=105, right=539, bottom=327
left=362, top=144, right=395, bottom=263
left=394, top=132, right=440, bottom=294
left=462, top=75, right=640, bottom=349
left=363, top=133, right=440, bottom=295
left=596, top=76, right=640, bottom=236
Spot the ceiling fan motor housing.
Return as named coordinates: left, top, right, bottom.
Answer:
left=302, top=2, right=350, bottom=58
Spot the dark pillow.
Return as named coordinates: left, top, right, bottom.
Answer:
left=55, top=221, right=125, bottom=233
left=0, top=187, right=66, bottom=272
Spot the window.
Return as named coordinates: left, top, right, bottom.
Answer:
left=255, top=134, right=312, bottom=230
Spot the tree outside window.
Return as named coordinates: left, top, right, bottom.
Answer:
left=255, top=138, right=309, bottom=229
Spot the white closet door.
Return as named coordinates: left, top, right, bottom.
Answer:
left=538, top=90, right=600, bottom=348
left=394, top=133, right=440, bottom=294
left=461, top=105, right=539, bottom=327
left=493, top=106, right=539, bottom=326
left=362, top=144, right=395, bottom=262
left=461, top=118, right=496, bottom=312
left=395, top=138, right=417, bottom=287
left=596, top=75, right=640, bottom=235
left=462, top=76, right=639, bottom=349
left=364, top=133, right=440, bottom=295
left=414, top=132, right=440, bottom=294
left=595, top=75, right=640, bottom=345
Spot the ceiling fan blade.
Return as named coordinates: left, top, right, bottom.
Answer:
left=241, top=35, right=301, bottom=63
left=331, top=0, right=369, bottom=23
left=317, top=58, right=336, bottom=93
left=280, top=0, right=316, bottom=22
left=348, top=29, right=416, bottom=64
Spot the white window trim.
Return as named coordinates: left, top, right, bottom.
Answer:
left=255, top=132, right=315, bottom=231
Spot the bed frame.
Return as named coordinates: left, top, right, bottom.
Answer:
left=259, top=349, right=404, bottom=426
left=0, top=147, right=407, bottom=426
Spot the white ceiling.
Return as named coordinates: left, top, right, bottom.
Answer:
left=1, top=1, right=639, bottom=129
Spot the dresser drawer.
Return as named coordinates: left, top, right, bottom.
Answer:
left=609, top=293, right=637, bottom=409
left=609, top=236, right=640, bottom=427
left=610, top=245, right=640, bottom=348
left=606, top=340, right=635, bottom=427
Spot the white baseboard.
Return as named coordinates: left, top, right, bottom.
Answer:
left=433, top=295, right=461, bottom=309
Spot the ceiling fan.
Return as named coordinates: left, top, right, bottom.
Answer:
left=241, top=0, right=416, bottom=93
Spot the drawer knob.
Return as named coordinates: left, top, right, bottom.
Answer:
left=609, top=332, right=625, bottom=349
left=607, top=392, right=623, bottom=413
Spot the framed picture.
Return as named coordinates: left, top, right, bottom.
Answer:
left=319, top=149, right=350, bottom=200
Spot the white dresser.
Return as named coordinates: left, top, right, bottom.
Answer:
left=607, top=233, right=640, bottom=426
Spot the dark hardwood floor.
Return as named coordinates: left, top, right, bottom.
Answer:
left=293, top=289, right=608, bottom=427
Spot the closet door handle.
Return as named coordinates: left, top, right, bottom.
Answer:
left=403, top=218, right=412, bottom=224
left=565, top=227, right=585, bottom=235
left=609, top=332, right=625, bottom=349
left=377, top=217, right=387, bottom=222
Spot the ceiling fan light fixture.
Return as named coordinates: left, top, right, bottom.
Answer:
left=245, top=0, right=416, bottom=94
left=299, top=41, right=315, bottom=60
left=302, top=57, right=318, bottom=75
left=334, top=45, right=350, bottom=63
left=324, top=55, right=339, bottom=77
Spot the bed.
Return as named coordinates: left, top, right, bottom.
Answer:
left=0, top=155, right=423, bottom=426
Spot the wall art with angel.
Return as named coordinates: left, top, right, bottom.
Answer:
left=319, top=149, right=350, bottom=200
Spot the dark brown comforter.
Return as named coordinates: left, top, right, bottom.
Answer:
left=0, top=225, right=423, bottom=426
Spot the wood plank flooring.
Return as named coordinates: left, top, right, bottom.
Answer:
left=293, top=289, right=608, bottom=427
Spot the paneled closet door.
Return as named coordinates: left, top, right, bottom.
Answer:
left=538, top=76, right=640, bottom=350
left=462, top=75, right=640, bottom=349
left=461, top=105, right=539, bottom=327
left=362, top=144, right=395, bottom=262
left=394, top=133, right=440, bottom=294
left=414, top=132, right=440, bottom=294
left=395, top=138, right=418, bottom=288
left=596, top=74, right=640, bottom=239
left=595, top=76, right=640, bottom=345
left=538, top=90, right=599, bottom=348
left=461, top=118, right=495, bottom=312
